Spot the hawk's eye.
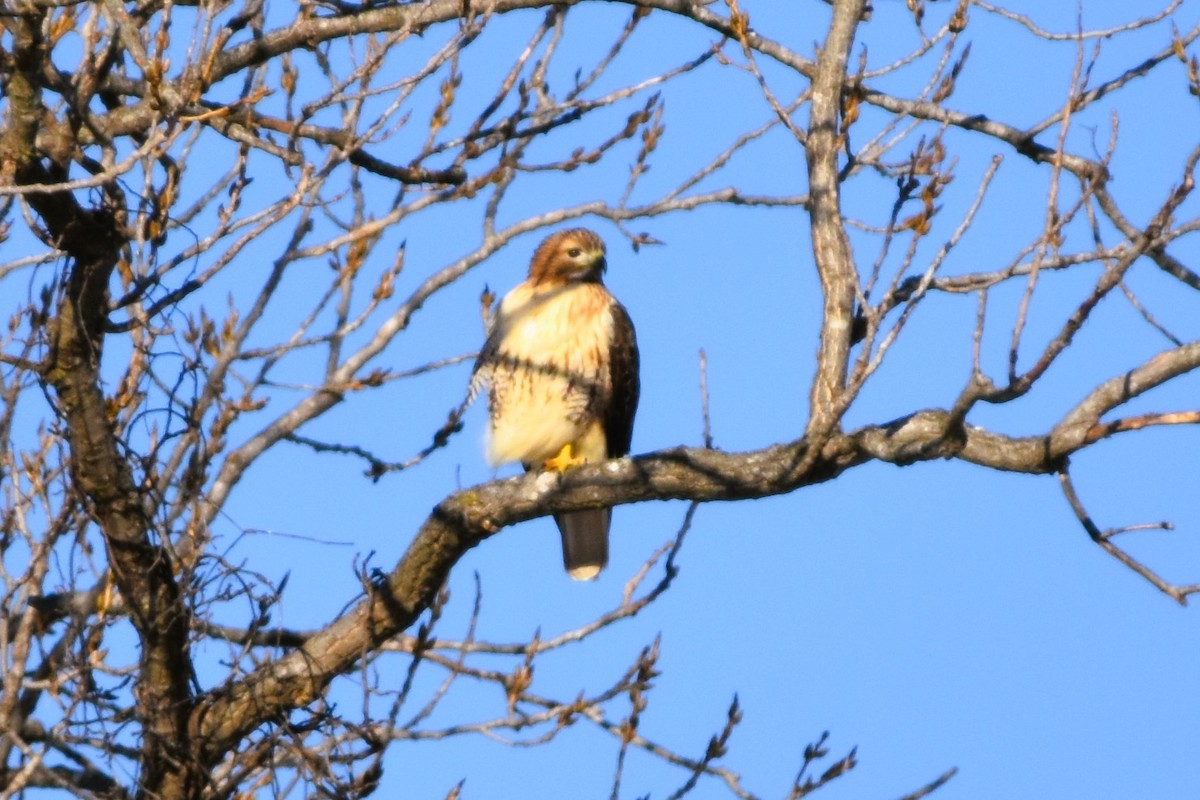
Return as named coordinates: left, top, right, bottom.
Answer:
left=566, top=247, right=582, bottom=258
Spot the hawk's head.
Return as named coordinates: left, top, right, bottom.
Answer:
left=528, top=228, right=607, bottom=286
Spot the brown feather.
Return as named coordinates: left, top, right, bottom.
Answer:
left=528, top=228, right=607, bottom=286
left=604, top=301, right=639, bottom=457
left=556, top=509, right=611, bottom=581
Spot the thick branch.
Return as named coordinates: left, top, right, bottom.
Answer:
left=1051, top=340, right=1200, bottom=456
left=191, top=393, right=1128, bottom=761
left=6, top=16, right=197, bottom=799
left=43, top=234, right=198, bottom=800
left=805, top=0, right=866, bottom=435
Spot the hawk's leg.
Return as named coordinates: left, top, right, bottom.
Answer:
left=543, top=442, right=587, bottom=472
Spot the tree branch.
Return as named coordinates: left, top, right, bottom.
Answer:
left=805, top=0, right=867, bottom=438
left=5, top=14, right=198, bottom=798
left=192, top=365, right=1186, bottom=761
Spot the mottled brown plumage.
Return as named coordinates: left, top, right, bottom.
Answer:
left=472, top=228, right=640, bottom=580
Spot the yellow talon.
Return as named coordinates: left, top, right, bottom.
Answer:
left=543, top=442, right=587, bottom=473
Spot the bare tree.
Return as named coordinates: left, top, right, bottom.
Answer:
left=1, top=0, right=1197, bottom=798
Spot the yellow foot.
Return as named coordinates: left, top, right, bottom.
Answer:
left=543, top=442, right=588, bottom=473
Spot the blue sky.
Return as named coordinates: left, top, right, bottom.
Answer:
left=7, top=0, right=1200, bottom=798
left=205, top=2, right=1200, bottom=798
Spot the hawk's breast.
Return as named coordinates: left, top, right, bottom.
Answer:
left=485, top=282, right=615, bottom=467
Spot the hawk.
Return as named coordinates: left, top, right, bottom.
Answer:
left=472, top=229, right=640, bottom=580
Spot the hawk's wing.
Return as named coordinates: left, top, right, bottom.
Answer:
left=603, top=300, right=640, bottom=458
left=467, top=316, right=504, bottom=408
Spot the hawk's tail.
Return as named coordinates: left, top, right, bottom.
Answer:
left=555, top=509, right=610, bottom=581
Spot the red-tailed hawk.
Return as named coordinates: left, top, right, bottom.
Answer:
left=473, top=229, right=640, bottom=580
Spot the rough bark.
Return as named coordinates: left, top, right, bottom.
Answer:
left=4, top=13, right=198, bottom=800
left=805, top=0, right=866, bottom=438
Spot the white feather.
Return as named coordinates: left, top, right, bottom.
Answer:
left=485, top=281, right=614, bottom=467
